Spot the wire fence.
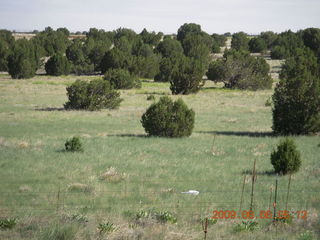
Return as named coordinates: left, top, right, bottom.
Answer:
left=0, top=174, right=317, bottom=219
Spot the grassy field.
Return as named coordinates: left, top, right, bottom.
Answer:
left=0, top=74, right=319, bottom=239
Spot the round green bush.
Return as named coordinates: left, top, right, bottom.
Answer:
left=206, top=60, right=225, bottom=82
left=104, top=68, right=141, bottom=89
left=141, top=96, right=195, bottom=137
left=64, top=79, right=122, bottom=111
left=65, top=137, right=83, bottom=152
left=45, top=54, right=71, bottom=76
left=271, top=138, right=302, bottom=175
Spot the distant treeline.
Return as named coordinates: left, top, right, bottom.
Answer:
left=0, top=25, right=319, bottom=90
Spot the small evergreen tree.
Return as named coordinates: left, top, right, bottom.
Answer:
left=260, top=31, right=277, bottom=49
left=65, top=137, right=83, bottom=152
left=231, top=32, right=249, bottom=51
left=8, top=39, right=38, bottom=79
left=141, top=96, right=195, bottom=137
left=206, top=60, right=225, bottom=82
left=177, top=23, right=202, bottom=42
left=271, top=138, right=302, bottom=175
left=272, top=48, right=320, bottom=135
left=45, top=54, right=71, bottom=76
left=249, top=37, right=267, bottom=53
left=170, top=57, right=206, bottom=94
left=100, top=48, right=132, bottom=74
left=155, top=38, right=184, bottom=58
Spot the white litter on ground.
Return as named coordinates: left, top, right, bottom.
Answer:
left=181, top=190, right=199, bottom=195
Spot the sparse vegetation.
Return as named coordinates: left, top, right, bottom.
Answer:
left=233, top=220, right=259, bottom=232
left=39, top=223, right=78, bottom=240
left=97, top=221, right=116, bottom=235
left=0, top=25, right=319, bottom=240
left=135, top=209, right=177, bottom=224
left=0, top=218, right=17, bottom=230
left=67, top=183, right=94, bottom=193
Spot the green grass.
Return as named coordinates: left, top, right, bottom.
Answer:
left=0, top=74, right=319, bottom=239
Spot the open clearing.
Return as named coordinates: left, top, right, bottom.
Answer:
left=0, top=74, right=319, bottom=239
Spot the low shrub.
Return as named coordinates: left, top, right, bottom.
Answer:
left=135, top=209, right=177, bottom=224
left=233, top=220, right=259, bottom=232
left=65, top=137, right=83, bottom=152
left=271, top=138, right=302, bottom=175
left=64, top=79, right=122, bottom=111
left=0, top=218, right=17, bottom=230
left=97, top=221, right=115, bottom=235
left=141, top=96, right=195, bottom=137
left=104, top=68, right=141, bottom=89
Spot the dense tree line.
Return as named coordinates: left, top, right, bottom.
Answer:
left=235, top=28, right=320, bottom=62
left=1, top=26, right=319, bottom=95
left=0, top=25, right=226, bottom=93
